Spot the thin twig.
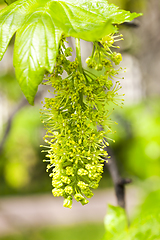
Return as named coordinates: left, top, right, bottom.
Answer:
left=123, top=20, right=139, bottom=28
left=0, top=92, right=42, bottom=154
left=0, top=97, right=28, bottom=153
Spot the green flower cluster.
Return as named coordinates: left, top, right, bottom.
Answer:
left=41, top=35, right=123, bottom=208
left=86, top=34, right=123, bottom=72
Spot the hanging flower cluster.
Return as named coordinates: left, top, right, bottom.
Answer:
left=41, top=35, right=124, bottom=208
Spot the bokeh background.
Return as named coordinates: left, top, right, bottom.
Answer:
left=0, top=0, right=160, bottom=239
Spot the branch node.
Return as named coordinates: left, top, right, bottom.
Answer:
left=118, top=178, right=132, bottom=186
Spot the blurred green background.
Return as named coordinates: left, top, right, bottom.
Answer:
left=0, top=0, right=160, bottom=239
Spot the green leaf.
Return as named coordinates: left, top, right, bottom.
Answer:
left=4, top=0, right=17, bottom=5
left=103, top=204, right=128, bottom=239
left=129, top=213, right=160, bottom=240
left=129, top=188, right=160, bottom=240
left=68, top=0, right=142, bottom=24
left=0, top=0, right=142, bottom=104
left=13, top=14, right=62, bottom=105
left=103, top=202, right=160, bottom=240
left=0, top=1, right=29, bottom=61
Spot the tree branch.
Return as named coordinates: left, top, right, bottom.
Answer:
left=98, top=125, right=131, bottom=209
left=104, top=145, right=131, bottom=209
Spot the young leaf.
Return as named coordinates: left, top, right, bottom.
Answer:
left=103, top=201, right=160, bottom=240
left=68, top=0, right=142, bottom=24
left=129, top=213, right=160, bottom=240
left=13, top=15, right=62, bottom=105
left=0, top=0, right=142, bottom=104
left=129, top=188, right=160, bottom=240
left=103, top=204, right=128, bottom=239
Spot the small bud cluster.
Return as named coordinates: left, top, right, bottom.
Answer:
left=41, top=35, right=123, bottom=208
left=86, top=34, right=123, bottom=73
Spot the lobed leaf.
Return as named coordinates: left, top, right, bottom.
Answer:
left=13, top=12, right=62, bottom=104
left=0, top=0, right=142, bottom=104
left=66, top=0, right=142, bottom=24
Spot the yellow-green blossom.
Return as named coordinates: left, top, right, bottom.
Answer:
left=41, top=35, right=124, bottom=208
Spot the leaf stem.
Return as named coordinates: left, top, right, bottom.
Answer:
left=91, top=42, right=95, bottom=58
left=84, top=69, right=97, bottom=78
left=75, top=38, right=83, bottom=105
left=75, top=38, right=83, bottom=73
